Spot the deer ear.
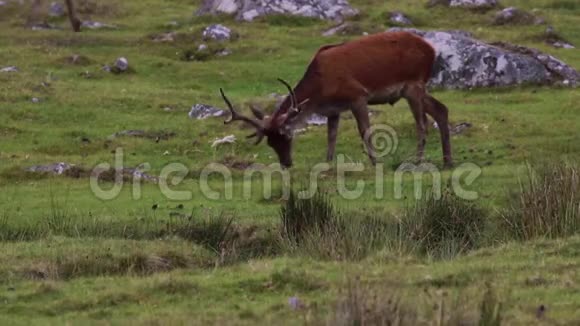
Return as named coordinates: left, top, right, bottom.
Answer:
left=249, top=104, right=265, bottom=120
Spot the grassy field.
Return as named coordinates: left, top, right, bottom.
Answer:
left=0, top=0, right=579, bottom=324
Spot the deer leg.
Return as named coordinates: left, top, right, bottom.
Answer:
left=404, top=86, right=427, bottom=164
left=423, top=94, right=453, bottom=168
left=326, top=115, right=340, bottom=162
left=351, top=99, right=376, bottom=165
left=64, top=0, right=82, bottom=32
left=27, top=0, right=44, bottom=27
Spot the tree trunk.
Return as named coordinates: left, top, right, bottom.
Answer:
left=64, top=0, right=82, bottom=32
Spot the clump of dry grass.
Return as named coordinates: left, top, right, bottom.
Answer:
left=329, top=278, right=503, bottom=325
left=500, top=161, right=579, bottom=240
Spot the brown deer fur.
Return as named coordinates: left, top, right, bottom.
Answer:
left=220, top=31, right=453, bottom=168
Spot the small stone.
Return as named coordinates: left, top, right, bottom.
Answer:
left=81, top=21, right=117, bottom=30
left=151, top=32, right=176, bottom=43
left=115, top=57, right=129, bottom=72
left=492, top=7, right=540, bottom=26
left=165, top=21, right=180, bottom=28
left=211, top=135, right=236, bottom=148
left=389, top=11, right=413, bottom=26
left=31, top=97, right=40, bottom=103
left=0, top=66, right=18, bottom=73
left=27, top=162, right=74, bottom=175
left=198, top=0, right=358, bottom=21
left=215, top=49, right=231, bottom=57
left=288, top=296, right=304, bottom=310
left=306, top=114, right=328, bottom=126
left=31, top=22, right=57, bottom=30
left=202, top=24, right=232, bottom=41
left=189, top=104, right=225, bottom=119
left=49, top=1, right=65, bottom=17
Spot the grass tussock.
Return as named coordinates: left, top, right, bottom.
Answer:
left=330, top=278, right=503, bottom=326
left=23, top=251, right=196, bottom=280
left=279, top=189, right=488, bottom=261
left=500, top=161, right=579, bottom=241
left=279, top=191, right=393, bottom=260
left=400, top=190, right=487, bottom=259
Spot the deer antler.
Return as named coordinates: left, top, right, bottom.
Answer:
left=277, top=78, right=308, bottom=123
left=220, top=88, right=265, bottom=144
left=277, top=78, right=297, bottom=110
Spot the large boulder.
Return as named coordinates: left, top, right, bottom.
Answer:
left=197, top=0, right=358, bottom=21
left=388, top=28, right=579, bottom=88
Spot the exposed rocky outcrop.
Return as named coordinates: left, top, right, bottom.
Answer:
left=389, top=28, right=579, bottom=88
left=189, top=104, right=226, bottom=119
left=428, top=0, right=498, bottom=10
left=198, top=0, right=358, bottom=21
left=26, top=163, right=159, bottom=183
left=491, top=7, right=544, bottom=26
left=202, top=24, right=233, bottom=41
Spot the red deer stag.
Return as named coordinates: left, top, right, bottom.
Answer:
left=220, top=31, right=453, bottom=168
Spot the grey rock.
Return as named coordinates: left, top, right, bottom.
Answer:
left=0, top=66, right=18, bottom=73
left=451, top=122, right=472, bottom=135
left=491, top=42, right=579, bottom=85
left=389, top=11, right=412, bottom=26
left=450, top=0, right=497, bottom=8
left=49, top=1, right=64, bottom=17
left=27, top=162, right=74, bottom=175
left=551, top=41, right=574, bottom=49
left=388, top=28, right=579, bottom=88
left=492, top=7, right=543, bottom=26
left=189, top=104, right=226, bottom=119
left=306, top=114, right=327, bottom=126
left=198, top=0, right=358, bottom=22
left=215, top=48, right=232, bottom=57
left=202, top=24, right=232, bottom=41
left=31, top=22, right=58, bottom=30
left=428, top=0, right=498, bottom=9
left=543, top=26, right=575, bottom=49
left=151, top=32, right=176, bottom=43
left=31, top=97, right=40, bottom=103
left=81, top=21, right=117, bottom=30
left=115, top=57, right=129, bottom=72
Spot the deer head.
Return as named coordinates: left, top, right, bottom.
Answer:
left=220, top=79, right=305, bottom=168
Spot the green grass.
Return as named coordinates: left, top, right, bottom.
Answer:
left=1, top=0, right=579, bottom=324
